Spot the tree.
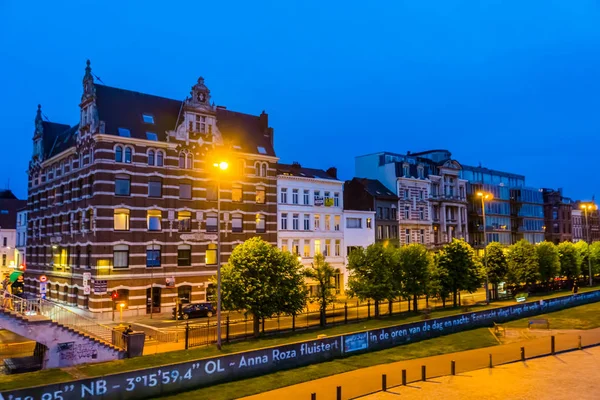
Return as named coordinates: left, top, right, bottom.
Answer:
left=485, top=242, right=508, bottom=300
left=558, top=241, right=582, bottom=283
left=536, top=241, right=560, bottom=287
left=434, top=239, right=480, bottom=307
left=506, top=239, right=539, bottom=289
left=590, top=242, right=600, bottom=279
left=304, top=253, right=337, bottom=327
left=220, top=237, right=307, bottom=336
left=574, top=241, right=590, bottom=282
left=347, top=243, right=398, bottom=316
left=398, top=244, right=431, bottom=312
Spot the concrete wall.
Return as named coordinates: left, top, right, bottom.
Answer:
left=0, top=312, right=124, bottom=369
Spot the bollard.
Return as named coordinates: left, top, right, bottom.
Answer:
left=311, top=393, right=316, bottom=400
left=551, top=335, right=555, bottom=355
left=382, top=374, right=387, bottom=391
left=336, top=386, right=342, bottom=400
left=579, top=335, right=583, bottom=350
left=521, top=346, right=525, bottom=361
left=489, top=354, right=493, bottom=368
left=451, top=360, right=456, bottom=375
left=402, top=369, right=407, bottom=385
left=421, top=365, right=426, bottom=381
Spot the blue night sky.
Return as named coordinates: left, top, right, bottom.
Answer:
left=2, top=1, right=600, bottom=201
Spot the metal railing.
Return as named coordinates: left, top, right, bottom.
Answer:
left=2, top=291, right=123, bottom=349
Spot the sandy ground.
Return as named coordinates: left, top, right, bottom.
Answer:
left=363, top=346, right=600, bottom=400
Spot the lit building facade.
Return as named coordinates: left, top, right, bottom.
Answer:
left=16, top=208, right=28, bottom=268
left=572, top=209, right=584, bottom=242
left=0, top=190, right=26, bottom=276
left=26, top=61, right=278, bottom=316
left=542, top=188, right=572, bottom=244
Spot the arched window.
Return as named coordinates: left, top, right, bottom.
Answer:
left=156, top=151, right=164, bottom=166
left=261, top=163, right=267, bottom=177
left=115, top=146, right=123, bottom=162
left=186, top=153, right=193, bottom=169
left=179, top=153, right=185, bottom=168
left=148, top=150, right=155, bottom=166
left=124, top=147, right=132, bottom=163
left=255, top=162, right=261, bottom=176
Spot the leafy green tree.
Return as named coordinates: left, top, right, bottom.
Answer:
left=558, top=241, right=582, bottom=283
left=398, top=244, right=431, bottom=312
left=220, top=237, right=307, bottom=336
left=590, top=242, right=600, bottom=278
left=426, top=261, right=448, bottom=306
left=574, top=241, right=590, bottom=282
left=304, top=253, right=337, bottom=327
left=536, top=241, right=560, bottom=286
left=347, top=243, right=398, bottom=316
left=434, top=239, right=480, bottom=307
left=485, top=242, right=508, bottom=300
left=506, top=239, right=539, bottom=288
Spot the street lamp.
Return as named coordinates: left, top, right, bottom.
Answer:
left=477, top=191, right=493, bottom=304
left=212, top=160, right=228, bottom=350
left=580, top=202, right=597, bottom=286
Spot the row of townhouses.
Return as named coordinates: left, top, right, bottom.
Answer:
left=17, top=62, right=600, bottom=317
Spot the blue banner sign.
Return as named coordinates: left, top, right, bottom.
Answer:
left=3, top=290, right=600, bottom=400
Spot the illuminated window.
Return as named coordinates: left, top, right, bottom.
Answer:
left=178, top=211, right=191, bottom=232
left=335, top=240, right=341, bottom=256
left=314, top=239, right=321, bottom=255
left=256, top=187, right=265, bottom=204
left=114, top=209, right=130, bottom=231
left=206, top=183, right=217, bottom=201
left=281, top=242, right=288, bottom=253
left=292, top=240, right=299, bottom=255
left=256, top=214, right=266, bottom=233
left=232, top=184, right=243, bottom=202
left=324, top=239, right=331, bottom=256
left=366, top=218, right=372, bottom=229
left=303, top=243, right=310, bottom=257
left=113, top=245, right=129, bottom=268
left=334, top=215, right=340, bottom=231
left=325, top=215, right=331, bottom=230
left=237, top=159, right=245, bottom=176
left=206, top=243, right=217, bottom=265
left=314, top=214, right=321, bottom=230
left=147, top=210, right=162, bottom=231
left=146, top=244, right=161, bottom=267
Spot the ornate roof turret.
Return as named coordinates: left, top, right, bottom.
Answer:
left=34, top=104, right=43, bottom=138
left=81, top=59, right=95, bottom=102
left=190, top=76, right=212, bottom=106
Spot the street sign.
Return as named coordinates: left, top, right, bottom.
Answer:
left=39, top=275, right=47, bottom=283
left=166, top=277, right=175, bottom=287
left=83, top=286, right=91, bottom=295
left=39, top=282, right=47, bottom=300
left=93, top=280, right=108, bottom=295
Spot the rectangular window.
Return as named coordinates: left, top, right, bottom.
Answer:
left=335, top=239, right=341, bottom=256
left=280, top=188, right=288, bottom=203
left=178, top=211, right=192, bottom=232
left=303, top=243, right=310, bottom=257
left=292, top=240, right=299, bottom=255
left=384, top=208, right=390, bottom=219
left=113, top=245, right=129, bottom=268
left=115, top=175, right=131, bottom=196
left=281, top=213, right=288, bottom=230
left=180, top=182, right=192, bottom=199
left=2, top=254, right=5, bottom=266
left=304, top=214, right=310, bottom=230
left=114, top=209, right=130, bottom=231
left=292, top=214, right=299, bottom=230
left=404, top=189, right=409, bottom=199
left=324, top=239, right=331, bottom=256
left=314, top=214, right=321, bottom=230
left=256, top=188, right=265, bottom=204
left=419, top=207, right=424, bottom=220
left=303, top=190, right=310, bottom=205
left=366, top=217, right=372, bottom=228
left=256, top=214, right=266, bottom=233
left=314, top=190, right=321, bottom=204
left=406, top=229, right=411, bottom=243
left=232, top=184, right=243, bottom=202
left=206, top=244, right=217, bottom=265
left=391, top=208, right=397, bottom=220
left=206, top=215, right=218, bottom=232
left=146, top=245, right=161, bottom=267
left=385, top=225, right=391, bottom=239
left=404, top=206, right=410, bottom=219
left=177, top=245, right=191, bottom=266
left=232, top=215, right=243, bottom=232
left=346, top=217, right=362, bottom=229
left=281, top=242, right=288, bottom=253
left=314, top=239, right=321, bottom=255
left=206, top=184, right=217, bottom=201
left=325, top=215, right=331, bottom=230
left=147, top=210, right=162, bottom=231
left=377, top=207, right=383, bottom=219
left=420, top=229, right=425, bottom=243
left=292, top=189, right=299, bottom=204
left=391, top=225, right=398, bottom=238
left=377, top=225, right=383, bottom=240
left=3, top=237, right=7, bottom=247
left=148, top=179, right=162, bottom=198
left=334, top=215, right=341, bottom=231
left=334, top=192, right=340, bottom=207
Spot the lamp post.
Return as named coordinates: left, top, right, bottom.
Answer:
left=580, top=202, right=597, bottom=286
left=213, top=161, right=228, bottom=350
left=477, top=191, right=493, bottom=304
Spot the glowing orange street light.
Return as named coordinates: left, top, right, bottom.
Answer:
left=212, top=159, right=229, bottom=350
left=580, top=202, right=597, bottom=286
left=477, top=191, right=493, bottom=304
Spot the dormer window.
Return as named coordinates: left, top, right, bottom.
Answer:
left=118, top=128, right=131, bottom=137
left=146, top=132, right=158, bottom=141
left=403, top=163, right=410, bottom=177
left=257, top=146, right=267, bottom=155
left=142, top=114, right=154, bottom=124
left=195, top=115, right=207, bottom=133
left=417, top=165, right=424, bottom=179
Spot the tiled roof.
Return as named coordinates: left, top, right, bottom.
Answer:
left=351, top=178, right=398, bottom=200
left=41, top=121, right=70, bottom=159
left=48, top=124, right=78, bottom=159
left=277, top=163, right=338, bottom=181
left=94, top=84, right=276, bottom=156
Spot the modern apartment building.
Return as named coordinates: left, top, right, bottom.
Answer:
left=542, top=188, right=573, bottom=244
left=26, top=61, right=278, bottom=316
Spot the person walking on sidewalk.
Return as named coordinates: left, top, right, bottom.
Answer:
left=1, top=274, right=12, bottom=309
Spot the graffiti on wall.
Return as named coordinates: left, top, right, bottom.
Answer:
left=57, top=342, right=99, bottom=362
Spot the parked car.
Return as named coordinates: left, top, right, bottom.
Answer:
left=173, top=302, right=215, bottom=320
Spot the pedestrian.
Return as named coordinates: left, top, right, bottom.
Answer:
left=1, top=274, right=12, bottom=309
left=124, top=325, right=133, bottom=335
left=573, top=281, right=579, bottom=295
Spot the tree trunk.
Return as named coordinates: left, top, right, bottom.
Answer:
left=407, top=298, right=411, bottom=312
left=442, top=297, right=446, bottom=308
left=426, top=295, right=429, bottom=308
left=493, top=283, right=498, bottom=301
left=374, top=300, right=380, bottom=317
left=413, top=294, right=418, bottom=312
left=253, top=314, right=260, bottom=337
left=320, top=304, right=326, bottom=327
left=453, top=290, right=458, bottom=307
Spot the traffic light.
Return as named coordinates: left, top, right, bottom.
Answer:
left=18, top=264, right=25, bottom=271
left=111, top=290, right=118, bottom=301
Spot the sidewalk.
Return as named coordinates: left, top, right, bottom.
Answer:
left=243, top=328, right=600, bottom=400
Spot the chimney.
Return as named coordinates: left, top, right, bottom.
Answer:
left=292, top=161, right=301, bottom=169
left=326, top=167, right=338, bottom=179
left=260, top=111, right=274, bottom=147
left=216, top=105, right=227, bottom=110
